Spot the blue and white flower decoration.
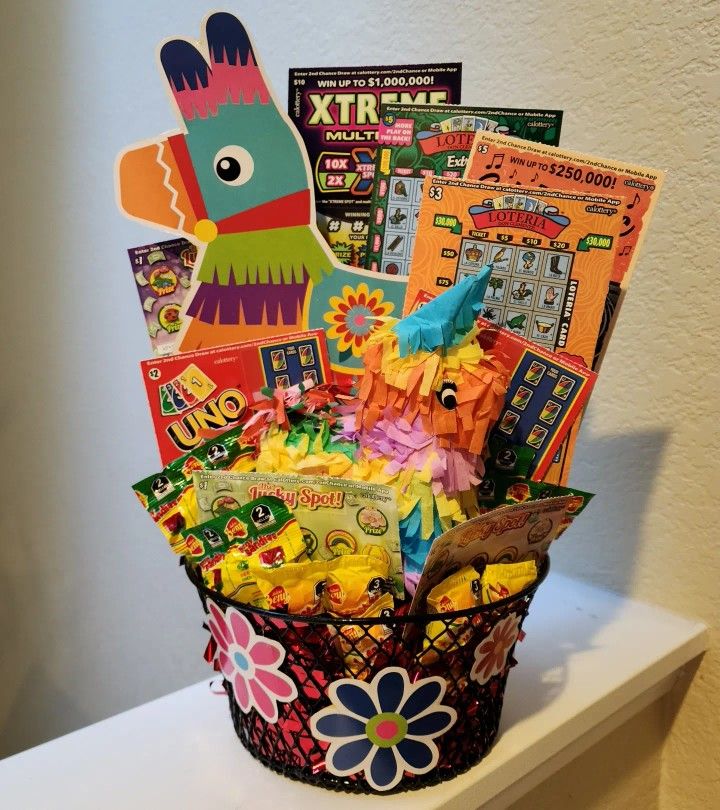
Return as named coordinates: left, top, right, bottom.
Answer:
left=310, top=666, right=457, bottom=791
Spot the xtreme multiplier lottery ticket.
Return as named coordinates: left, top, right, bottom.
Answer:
left=288, top=64, right=461, bottom=267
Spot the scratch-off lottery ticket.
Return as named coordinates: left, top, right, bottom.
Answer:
left=366, top=104, right=562, bottom=277
left=288, top=64, right=461, bottom=267
left=476, top=320, right=597, bottom=481
left=141, top=330, right=332, bottom=465
left=464, top=130, right=664, bottom=367
left=405, top=176, right=624, bottom=484
left=407, top=496, right=575, bottom=622
left=128, top=238, right=197, bottom=356
left=405, top=176, right=622, bottom=360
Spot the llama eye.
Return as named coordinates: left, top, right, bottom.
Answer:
left=213, top=145, right=254, bottom=186
left=437, top=381, right=457, bottom=410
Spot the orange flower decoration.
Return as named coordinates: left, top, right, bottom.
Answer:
left=324, top=283, right=395, bottom=357
left=470, top=613, right=522, bottom=685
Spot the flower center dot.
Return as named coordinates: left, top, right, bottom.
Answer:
left=375, top=720, right=398, bottom=740
left=365, top=711, right=408, bottom=748
left=354, top=314, right=366, bottom=326
left=233, top=651, right=249, bottom=671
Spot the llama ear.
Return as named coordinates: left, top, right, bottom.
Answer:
left=205, top=12, right=258, bottom=68
left=158, top=14, right=270, bottom=120
left=160, top=39, right=211, bottom=94
left=159, top=38, right=212, bottom=121
left=203, top=12, right=271, bottom=107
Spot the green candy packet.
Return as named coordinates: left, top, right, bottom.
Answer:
left=478, top=471, right=594, bottom=519
left=484, top=435, right=536, bottom=479
left=182, top=495, right=305, bottom=567
left=182, top=496, right=307, bottom=600
left=132, top=425, right=255, bottom=550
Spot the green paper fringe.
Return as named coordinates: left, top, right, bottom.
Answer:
left=197, top=226, right=333, bottom=286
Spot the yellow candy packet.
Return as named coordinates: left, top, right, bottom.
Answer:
left=419, top=566, right=482, bottom=665
left=323, top=554, right=391, bottom=618
left=480, top=560, right=537, bottom=603
left=254, top=560, right=328, bottom=616
left=331, top=592, right=395, bottom=679
left=211, top=566, right=267, bottom=607
left=187, top=496, right=307, bottom=600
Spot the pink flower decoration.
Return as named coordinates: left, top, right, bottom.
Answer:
left=470, top=613, right=522, bottom=685
left=207, top=601, right=297, bottom=723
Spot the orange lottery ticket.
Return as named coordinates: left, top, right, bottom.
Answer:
left=464, top=130, right=664, bottom=367
left=404, top=176, right=623, bottom=484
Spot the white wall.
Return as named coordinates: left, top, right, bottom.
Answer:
left=0, top=0, right=717, bottom=807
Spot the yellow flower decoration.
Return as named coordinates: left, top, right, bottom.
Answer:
left=324, top=283, right=395, bottom=357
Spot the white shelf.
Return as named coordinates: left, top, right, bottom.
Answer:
left=0, top=573, right=706, bottom=810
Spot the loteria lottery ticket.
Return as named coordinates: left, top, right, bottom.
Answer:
left=366, top=104, right=563, bottom=277
left=288, top=64, right=461, bottom=267
left=403, top=176, right=622, bottom=362
left=464, top=130, right=664, bottom=368
left=403, top=176, right=623, bottom=484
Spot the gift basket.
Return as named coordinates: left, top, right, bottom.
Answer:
left=187, top=557, right=548, bottom=793
left=118, top=11, right=663, bottom=795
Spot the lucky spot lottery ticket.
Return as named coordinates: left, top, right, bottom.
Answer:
left=193, top=471, right=404, bottom=598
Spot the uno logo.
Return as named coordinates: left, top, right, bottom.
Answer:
left=166, top=389, right=248, bottom=451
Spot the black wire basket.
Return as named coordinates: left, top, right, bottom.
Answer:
left=186, top=556, right=548, bottom=794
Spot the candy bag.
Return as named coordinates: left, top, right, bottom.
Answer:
left=477, top=472, right=593, bottom=515
left=480, top=560, right=537, bottom=603
left=419, top=566, right=482, bottom=665
left=193, top=471, right=404, bottom=598
left=477, top=472, right=593, bottom=538
left=183, top=496, right=306, bottom=599
left=331, top=593, right=395, bottom=679
left=484, top=435, right=535, bottom=478
left=254, top=560, right=328, bottom=616
left=323, top=554, right=391, bottom=617
left=132, top=426, right=255, bottom=553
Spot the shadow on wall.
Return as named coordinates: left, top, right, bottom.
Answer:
left=504, top=699, right=670, bottom=810
left=552, top=427, right=671, bottom=596
left=497, top=427, right=670, bottom=729
left=0, top=3, right=81, bottom=761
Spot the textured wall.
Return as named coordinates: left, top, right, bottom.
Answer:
left=508, top=701, right=668, bottom=810
left=0, top=0, right=717, bottom=807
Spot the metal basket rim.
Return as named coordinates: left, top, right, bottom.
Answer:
left=184, top=554, right=549, bottom=627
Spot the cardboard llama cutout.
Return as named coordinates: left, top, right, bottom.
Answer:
left=116, top=12, right=406, bottom=375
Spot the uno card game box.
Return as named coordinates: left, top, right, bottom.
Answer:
left=476, top=321, right=597, bottom=481
left=141, top=330, right=332, bottom=464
